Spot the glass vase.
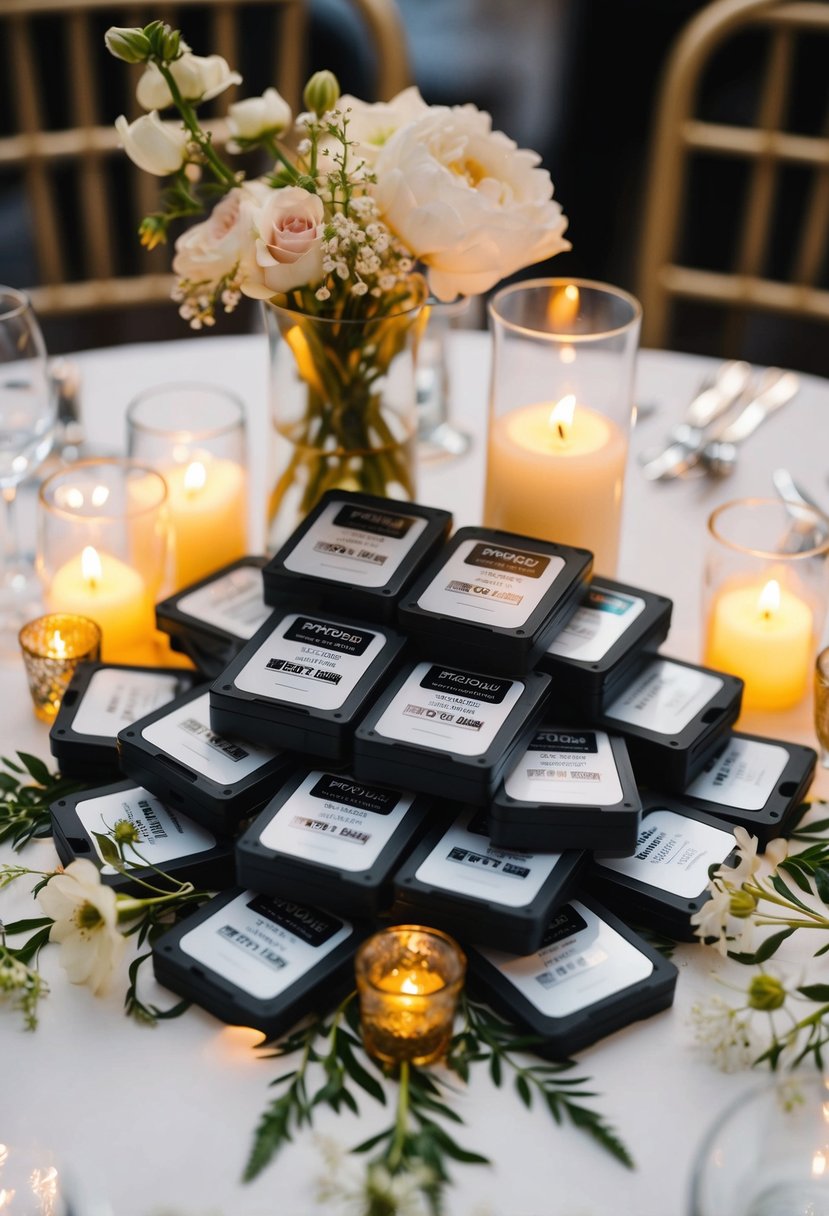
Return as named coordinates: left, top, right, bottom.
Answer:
left=262, top=291, right=425, bottom=551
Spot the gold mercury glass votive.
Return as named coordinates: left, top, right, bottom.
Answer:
left=19, top=613, right=102, bottom=721
left=355, top=925, right=466, bottom=1065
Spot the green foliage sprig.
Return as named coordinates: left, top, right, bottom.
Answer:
left=0, top=753, right=89, bottom=850
left=244, top=988, right=633, bottom=1215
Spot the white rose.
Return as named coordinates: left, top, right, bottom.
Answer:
left=331, top=86, right=428, bottom=167
left=136, top=53, right=242, bottom=110
left=38, top=858, right=127, bottom=996
left=227, top=88, right=292, bottom=142
left=372, top=103, right=570, bottom=300
left=241, top=186, right=325, bottom=298
left=172, top=182, right=268, bottom=285
left=114, top=111, right=188, bottom=176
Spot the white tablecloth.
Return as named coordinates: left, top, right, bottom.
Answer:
left=1, top=332, right=827, bottom=1216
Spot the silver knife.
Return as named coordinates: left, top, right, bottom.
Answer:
left=772, top=467, right=828, bottom=552
left=639, top=360, right=751, bottom=481
left=700, top=370, right=800, bottom=476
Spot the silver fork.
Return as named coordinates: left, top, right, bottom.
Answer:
left=639, top=360, right=751, bottom=481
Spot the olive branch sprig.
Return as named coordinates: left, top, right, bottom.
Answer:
left=244, top=989, right=632, bottom=1215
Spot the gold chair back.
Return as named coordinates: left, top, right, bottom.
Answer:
left=0, top=0, right=412, bottom=318
left=638, top=0, right=829, bottom=359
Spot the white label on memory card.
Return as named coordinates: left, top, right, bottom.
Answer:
left=259, top=772, right=415, bottom=872
left=75, top=787, right=216, bottom=875
left=481, top=901, right=653, bottom=1017
left=283, top=500, right=428, bottom=588
left=604, top=660, right=723, bottom=735
left=416, top=538, right=564, bottom=628
left=72, top=668, right=181, bottom=738
left=177, top=565, right=271, bottom=639
left=596, top=808, right=734, bottom=896
left=179, top=891, right=352, bottom=1000
left=686, top=737, right=788, bottom=811
left=374, top=663, right=524, bottom=757
left=504, top=728, right=623, bottom=806
left=142, top=691, right=277, bottom=784
left=415, top=807, right=561, bottom=908
left=233, top=614, right=386, bottom=711
left=546, top=586, right=646, bottom=663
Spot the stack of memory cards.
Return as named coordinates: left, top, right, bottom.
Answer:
left=45, top=488, right=817, bottom=1053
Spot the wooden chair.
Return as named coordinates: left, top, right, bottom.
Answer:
left=0, top=0, right=412, bottom=321
left=637, top=0, right=829, bottom=366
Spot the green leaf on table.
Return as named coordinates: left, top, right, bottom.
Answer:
left=728, top=927, right=795, bottom=964
left=0, top=753, right=92, bottom=851
left=92, top=831, right=123, bottom=869
left=797, top=984, right=829, bottom=1002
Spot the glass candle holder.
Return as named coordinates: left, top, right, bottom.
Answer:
left=37, top=459, right=170, bottom=665
left=703, top=497, right=829, bottom=711
left=484, top=278, right=641, bottom=576
left=688, top=1073, right=829, bottom=1216
left=815, top=647, right=829, bottom=768
left=126, top=383, right=248, bottom=591
left=19, top=613, right=101, bottom=721
left=355, top=925, right=466, bottom=1066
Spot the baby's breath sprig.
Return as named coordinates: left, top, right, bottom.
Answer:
left=0, top=918, right=51, bottom=1030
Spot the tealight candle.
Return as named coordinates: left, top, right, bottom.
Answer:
left=18, top=613, right=101, bottom=721
left=46, top=545, right=155, bottom=664
left=355, top=926, right=466, bottom=1065
left=163, top=456, right=247, bottom=589
left=484, top=393, right=628, bottom=574
left=705, top=577, right=814, bottom=710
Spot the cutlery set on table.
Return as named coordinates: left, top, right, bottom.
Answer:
left=640, top=360, right=801, bottom=483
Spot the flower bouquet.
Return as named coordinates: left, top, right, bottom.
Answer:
left=106, top=22, right=570, bottom=544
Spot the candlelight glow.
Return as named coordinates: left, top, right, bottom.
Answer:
left=81, top=545, right=102, bottom=587
left=400, top=975, right=421, bottom=995
left=91, top=484, right=110, bottom=508
left=48, top=630, right=67, bottom=659
left=812, top=1151, right=827, bottom=1178
left=549, top=394, right=576, bottom=441
left=548, top=283, right=580, bottom=329
left=64, top=488, right=84, bottom=510
left=758, top=579, right=781, bottom=619
left=184, top=461, right=207, bottom=494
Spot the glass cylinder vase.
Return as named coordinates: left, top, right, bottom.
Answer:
left=262, top=291, right=425, bottom=552
left=484, top=278, right=641, bottom=576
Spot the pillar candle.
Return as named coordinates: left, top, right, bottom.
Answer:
left=47, top=546, right=156, bottom=664
left=484, top=396, right=628, bottom=575
left=163, top=458, right=247, bottom=590
left=704, top=578, right=813, bottom=710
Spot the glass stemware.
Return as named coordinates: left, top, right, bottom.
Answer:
left=0, top=286, right=55, bottom=647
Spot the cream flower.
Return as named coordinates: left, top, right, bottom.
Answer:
left=724, top=826, right=763, bottom=885
left=172, top=181, right=267, bottom=285
left=372, top=102, right=570, bottom=300
left=38, top=858, right=126, bottom=996
left=331, top=86, right=428, bottom=167
left=242, top=186, right=325, bottom=298
left=114, top=112, right=188, bottom=176
left=136, top=53, right=241, bottom=110
left=227, top=88, right=291, bottom=144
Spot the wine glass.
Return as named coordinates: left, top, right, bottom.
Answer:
left=0, top=287, right=55, bottom=648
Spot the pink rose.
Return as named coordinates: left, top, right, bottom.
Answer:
left=242, top=186, right=324, bottom=298
left=172, top=183, right=266, bottom=285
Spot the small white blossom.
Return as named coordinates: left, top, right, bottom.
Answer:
left=690, top=995, right=758, bottom=1072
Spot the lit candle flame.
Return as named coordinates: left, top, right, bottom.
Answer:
left=64, top=488, right=84, bottom=510
left=549, top=394, right=576, bottom=442
left=812, top=1151, right=827, bottom=1178
left=91, top=484, right=110, bottom=508
left=81, top=545, right=102, bottom=590
left=184, top=461, right=207, bottom=496
left=548, top=284, right=580, bottom=330
left=49, top=629, right=68, bottom=660
left=758, top=579, right=780, bottom=620
left=400, top=976, right=421, bottom=995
